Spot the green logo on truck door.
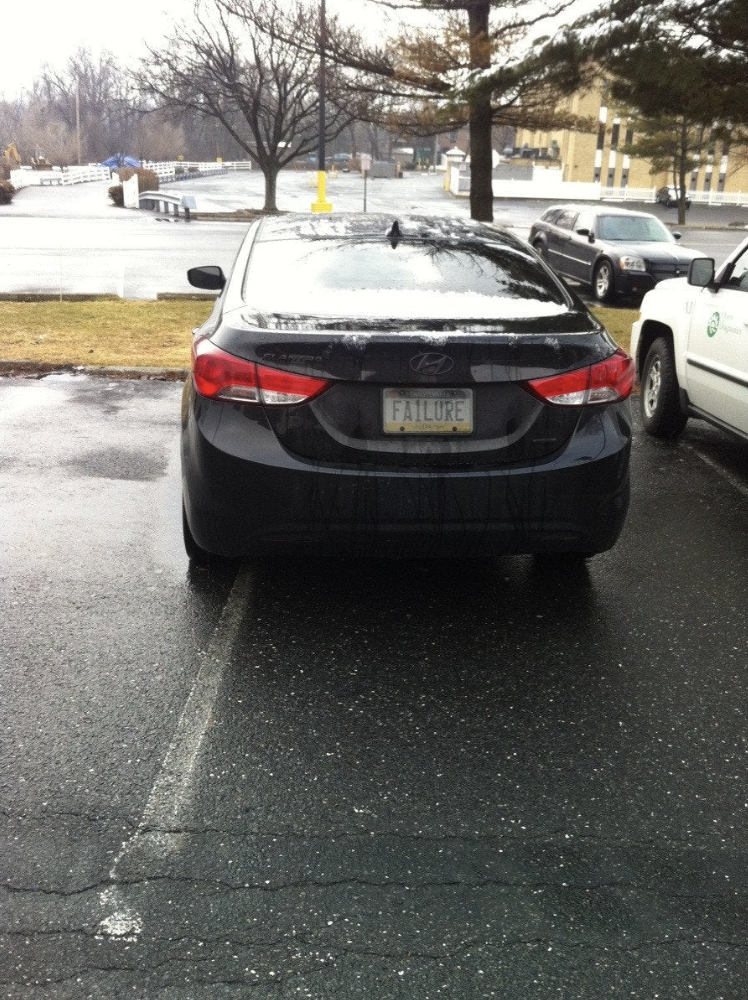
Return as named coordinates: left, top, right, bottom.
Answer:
left=707, top=312, right=720, bottom=337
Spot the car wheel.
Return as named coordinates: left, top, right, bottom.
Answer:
left=640, top=337, right=688, bottom=438
left=532, top=239, right=546, bottom=259
left=593, top=259, right=614, bottom=302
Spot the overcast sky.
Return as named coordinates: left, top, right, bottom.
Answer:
left=2, top=0, right=399, bottom=97
left=3, top=0, right=589, bottom=99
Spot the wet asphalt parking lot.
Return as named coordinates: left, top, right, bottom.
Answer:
left=2, top=373, right=748, bottom=999
left=3, top=173, right=748, bottom=997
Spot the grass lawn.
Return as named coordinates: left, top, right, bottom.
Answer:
left=0, top=299, right=215, bottom=369
left=0, top=299, right=635, bottom=370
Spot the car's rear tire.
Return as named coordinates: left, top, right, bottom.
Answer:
left=640, top=337, right=688, bottom=438
left=593, top=259, right=615, bottom=302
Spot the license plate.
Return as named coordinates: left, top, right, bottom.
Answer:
left=382, top=388, right=473, bottom=435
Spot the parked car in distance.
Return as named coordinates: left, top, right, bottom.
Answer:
left=529, top=205, right=704, bottom=303
left=182, top=214, right=634, bottom=565
left=632, top=233, right=748, bottom=440
left=656, top=185, right=691, bottom=209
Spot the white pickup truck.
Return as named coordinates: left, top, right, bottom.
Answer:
left=631, top=234, right=748, bottom=439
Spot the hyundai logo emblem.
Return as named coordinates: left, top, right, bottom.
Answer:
left=410, top=352, right=454, bottom=376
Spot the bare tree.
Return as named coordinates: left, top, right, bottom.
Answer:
left=138, top=0, right=356, bottom=212
left=1, top=94, right=77, bottom=166
left=38, top=48, right=134, bottom=162
left=240, top=0, right=587, bottom=221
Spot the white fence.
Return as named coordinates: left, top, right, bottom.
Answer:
left=689, top=189, right=748, bottom=206
left=599, top=186, right=748, bottom=206
left=9, top=164, right=112, bottom=189
left=9, top=160, right=250, bottom=190
left=601, top=187, right=654, bottom=203
left=450, top=162, right=748, bottom=206
left=140, top=160, right=249, bottom=182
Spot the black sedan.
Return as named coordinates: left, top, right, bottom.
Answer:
left=656, top=185, right=691, bottom=209
left=181, top=214, right=633, bottom=563
left=529, top=205, right=703, bottom=302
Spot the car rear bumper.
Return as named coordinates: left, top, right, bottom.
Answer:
left=182, top=386, right=631, bottom=559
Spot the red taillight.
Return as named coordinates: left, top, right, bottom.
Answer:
left=256, top=365, right=330, bottom=405
left=193, top=338, right=259, bottom=402
left=525, top=349, right=634, bottom=406
left=192, top=338, right=330, bottom=404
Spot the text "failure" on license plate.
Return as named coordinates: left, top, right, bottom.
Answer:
left=382, top=388, right=473, bottom=435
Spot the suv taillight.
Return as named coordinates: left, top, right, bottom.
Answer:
left=192, top=338, right=330, bottom=404
left=525, top=349, right=634, bottom=406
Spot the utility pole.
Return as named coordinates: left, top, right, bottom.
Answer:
left=311, top=0, right=332, bottom=213
left=75, top=83, right=82, bottom=165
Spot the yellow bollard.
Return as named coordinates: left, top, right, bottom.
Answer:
left=311, top=170, right=333, bottom=213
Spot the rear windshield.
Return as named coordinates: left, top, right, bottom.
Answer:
left=243, top=239, right=569, bottom=320
left=597, top=215, right=673, bottom=243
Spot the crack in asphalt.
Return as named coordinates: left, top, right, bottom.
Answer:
left=120, top=821, right=748, bottom=850
left=3, top=875, right=650, bottom=898
left=4, top=935, right=748, bottom=989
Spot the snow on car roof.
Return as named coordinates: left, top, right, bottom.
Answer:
left=255, top=212, right=523, bottom=247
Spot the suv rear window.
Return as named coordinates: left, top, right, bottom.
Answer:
left=244, top=239, right=569, bottom=320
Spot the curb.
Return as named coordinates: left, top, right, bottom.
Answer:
left=0, top=360, right=187, bottom=380
left=0, top=293, right=216, bottom=303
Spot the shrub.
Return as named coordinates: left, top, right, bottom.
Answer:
left=175, top=166, right=185, bottom=176
left=0, top=180, right=15, bottom=205
left=119, top=167, right=160, bottom=193
left=188, top=165, right=199, bottom=174
left=108, top=184, right=124, bottom=207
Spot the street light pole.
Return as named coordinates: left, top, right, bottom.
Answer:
left=75, top=83, right=82, bottom=166
left=311, top=0, right=332, bottom=213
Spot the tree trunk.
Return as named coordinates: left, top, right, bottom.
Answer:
left=677, top=121, right=688, bottom=227
left=469, top=97, right=493, bottom=222
left=263, top=166, right=279, bottom=213
left=468, top=2, right=493, bottom=222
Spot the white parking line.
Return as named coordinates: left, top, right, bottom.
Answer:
left=97, top=564, right=253, bottom=939
left=685, top=441, right=748, bottom=499
left=141, top=565, right=252, bottom=829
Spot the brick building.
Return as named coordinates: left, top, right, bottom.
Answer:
left=514, top=79, right=748, bottom=197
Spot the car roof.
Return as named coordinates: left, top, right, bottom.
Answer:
left=253, top=212, right=523, bottom=248
left=545, top=204, right=657, bottom=220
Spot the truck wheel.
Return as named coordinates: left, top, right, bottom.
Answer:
left=593, top=259, right=614, bottom=302
left=640, top=337, right=688, bottom=438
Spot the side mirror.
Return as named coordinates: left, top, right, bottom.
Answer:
left=672, top=232, right=682, bottom=241
left=576, top=227, right=590, bottom=237
left=688, top=257, right=715, bottom=288
left=187, top=265, right=226, bottom=291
